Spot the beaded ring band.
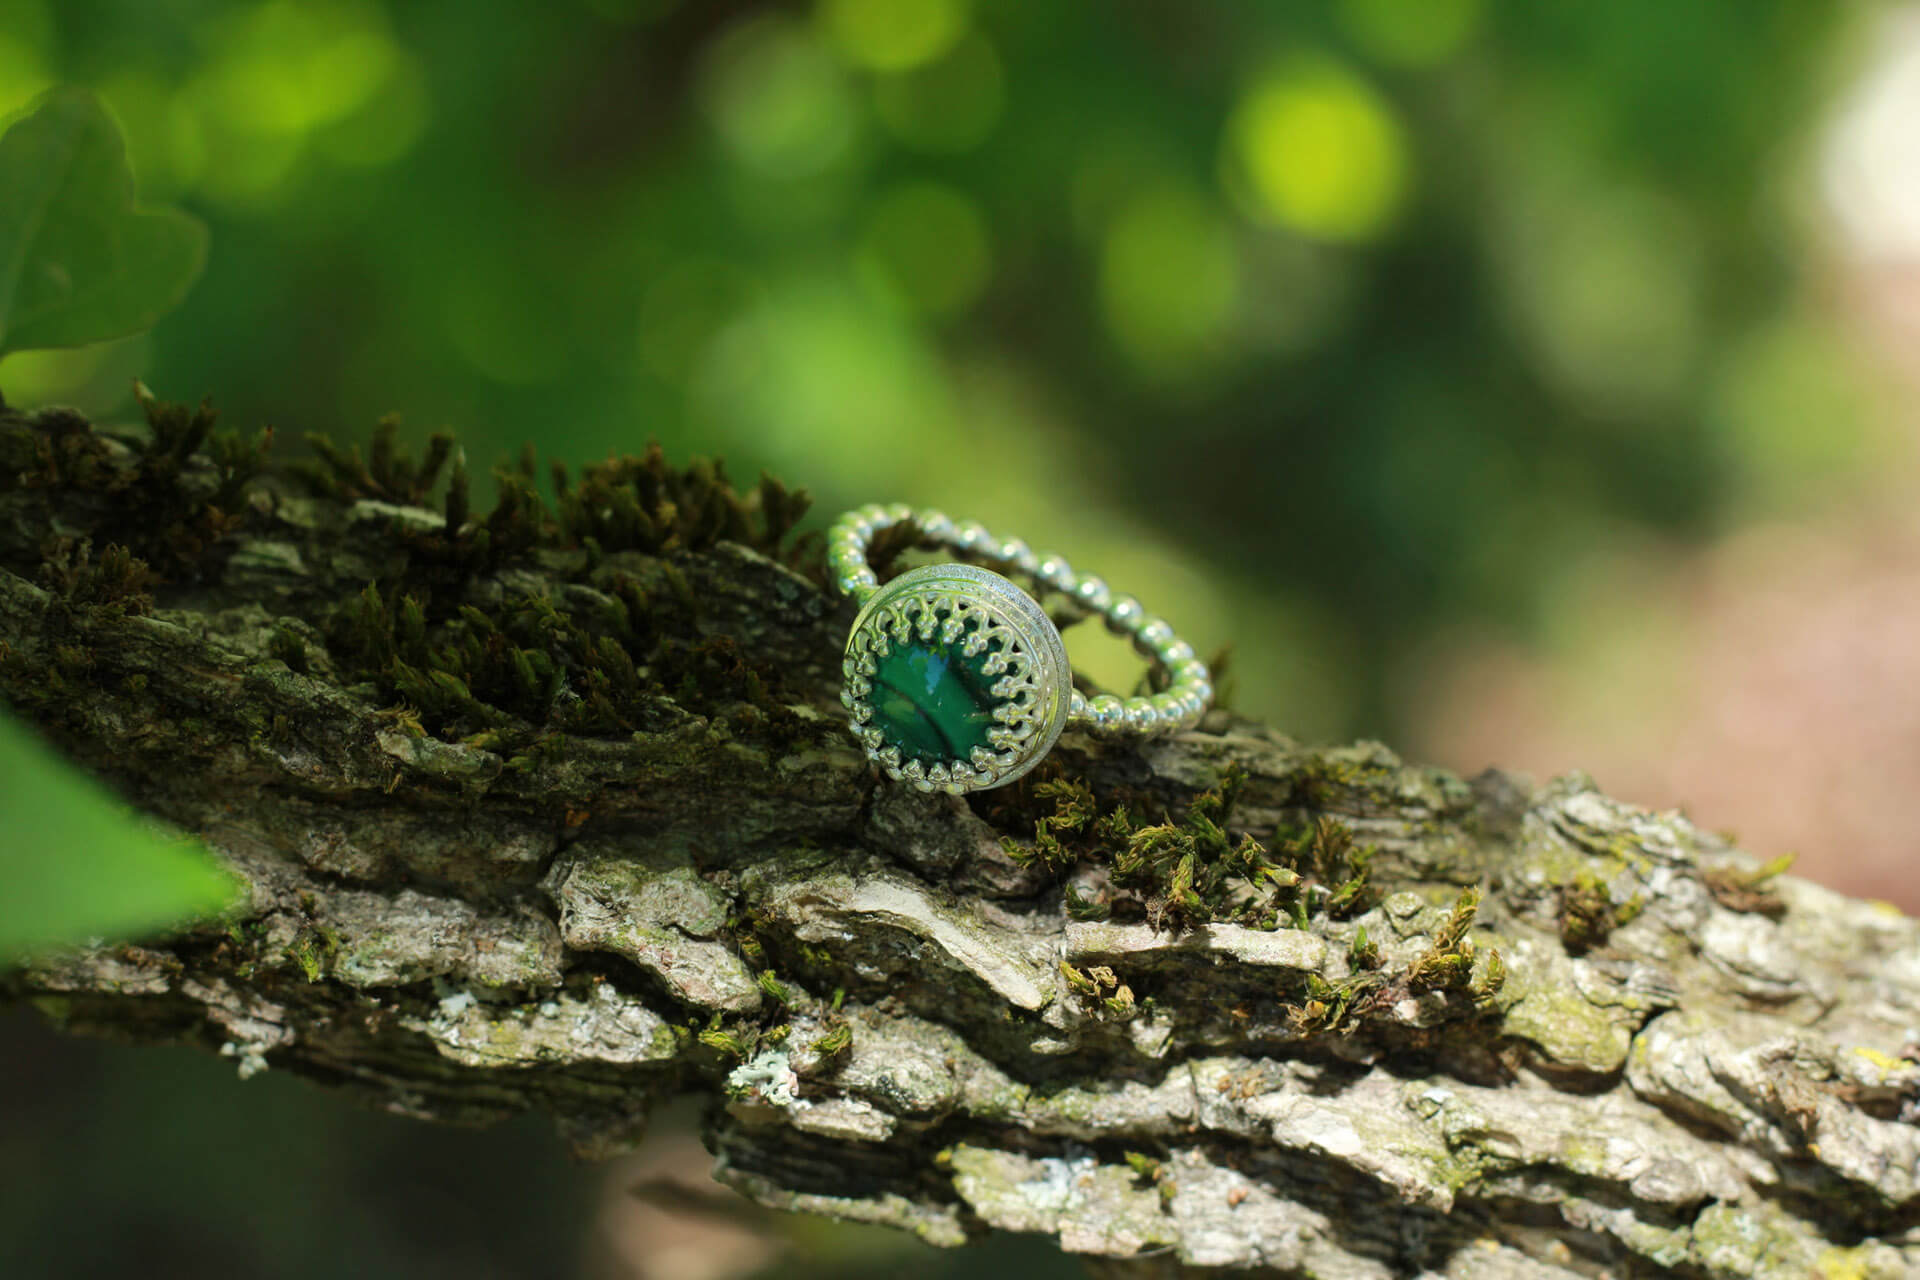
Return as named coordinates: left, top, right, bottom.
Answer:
left=828, top=503, right=1213, bottom=794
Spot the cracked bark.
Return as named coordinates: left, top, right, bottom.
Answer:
left=4, top=402, right=1920, bottom=1279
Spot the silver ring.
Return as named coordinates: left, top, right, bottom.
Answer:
left=828, top=505, right=1213, bottom=794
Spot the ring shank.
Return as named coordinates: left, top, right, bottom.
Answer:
left=827, top=503, right=1212, bottom=737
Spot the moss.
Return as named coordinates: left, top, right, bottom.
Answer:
left=281, top=927, right=339, bottom=983
left=697, top=1014, right=753, bottom=1060
left=1403, top=888, right=1481, bottom=993
left=1060, top=961, right=1137, bottom=1020
left=3, top=396, right=819, bottom=768
left=1347, top=924, right=1381, bottom=970
left=1116, top=1151, right=1176, bottom=1209
left=325, top=563, right=806, bottom=754
left=1557, top=868, right=1643, bottom=954
left=292, top=416, right=454, bottom=507
left=1, top=387, right=271, bottom=585
left=39, top=539, right=154, bottom=617
left=996, top=762, right=1382, bottom=936
left=266, top=623, right=310, bottom=674
left=757, top=970, right=796, bottom=1006
left=806, top=1022, right=853, bottom=1060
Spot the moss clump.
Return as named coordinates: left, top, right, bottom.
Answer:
left=281, top=925, right=343, bottom=983
left=804, top=1021, right=852, bottom=1061
left=293, top=416, right=454, bottom=507
left=1556, top=868, right=1645, bottom=954
left=1406, top=888, right=1483, bottom=994
left=8, top=399, right=816, bottom=758
left=1347, top=924, right=1381, bottom=970
left=1280, top=888, right=1500, bottom=1038
left=756, top=970, right=796, bottom=1006
left=295, top=423, right=817, bottom=573
left=1060, top=961, right=1137, bottom=1020
left=0, top=385, right=270, bottom=582
left=326, top=568, right=805, bottom=750
left=999, top=764, right=1380, bottom=935
left=280, top=414, right=825, bottom=753
left=39, top=539, right=154, bottom=617
left=696, top=1014, right=753, bottom=1060
left=1122, top=1151, right=1177, bottom=1209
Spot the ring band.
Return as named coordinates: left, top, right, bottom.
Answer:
left=828, top=503, right=1213, bottom=794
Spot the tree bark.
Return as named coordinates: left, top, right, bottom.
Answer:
left=4, top=397, right=1920, bottom=1279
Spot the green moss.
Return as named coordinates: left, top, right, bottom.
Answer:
left=1, top=387, right=270, bottom=582
left=1406, top=888, right=1481, bottom=993
left=806, top=1023, right=853, bottom=1059
left=1347, top=924, right=1381, bottom=970
left=756, top=970, right=795, bottom=1006
left=1557, top=868, right=1643, bottom=954
left=996, top=762, right=1384, bottom=938
left=39, top=540, right=154, bottom=617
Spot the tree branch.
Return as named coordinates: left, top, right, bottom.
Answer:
left=4, top=397, right=1919, bottom=1278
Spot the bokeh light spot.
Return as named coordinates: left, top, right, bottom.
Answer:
left=1336, top=0, right=1482, bottom=67
left=1224, top=57, right=1408, bottom=242
left=820, top=0, right=967, bottom=73
left=197, top=3, right=401, bottom=137
left=1099, top=185, right=1238, bottom=374
left=857, top=182, right=992, bottom=317
left=1498, top=189, right=1702, bottom=416
left=699, top=15, right=857, bottom=179
left=1708, top=316, right=1874, bottom=518
left=0, top=0, right=53, bottom=113
left=689, top=273, right=945, bottom=481
left=315, top=59, right=431, bottom=169
left=872, top=31, right=1003, bottom=152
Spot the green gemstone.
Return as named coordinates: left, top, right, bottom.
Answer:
left=867, top=634, right=1005, bottom=764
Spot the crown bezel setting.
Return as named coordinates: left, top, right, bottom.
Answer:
left=839, top=562, right=1071, bottom=794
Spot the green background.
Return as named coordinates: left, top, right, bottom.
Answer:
left=0, top=0, right=1881, bottom=1276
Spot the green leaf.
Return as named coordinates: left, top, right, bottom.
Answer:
left=0, top=87, right=208, bottom=360
left=0, top=707, right=237, bottom=963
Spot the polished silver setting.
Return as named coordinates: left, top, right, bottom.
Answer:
left=829, top=504, right=1214, bottom=794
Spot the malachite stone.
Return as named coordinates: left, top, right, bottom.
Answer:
left=867, top=635, right=1006, bottom=764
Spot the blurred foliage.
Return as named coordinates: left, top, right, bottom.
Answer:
left=0, top=0, right=1876, bottom=741
left=0, top=707, right=236, bottom=962
left=0, top=3, right=1887, bottom=1275
left=0, top=88, right=207, bottom=358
